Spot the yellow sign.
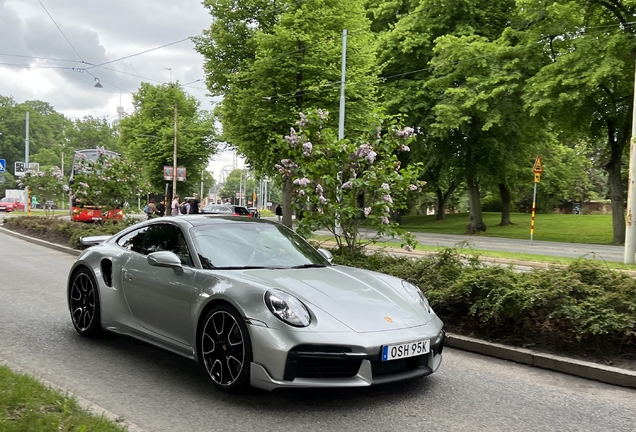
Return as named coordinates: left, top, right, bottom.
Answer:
left=533, top=155, right=543, bottom=173
left=534, top=173, right=541, bottom=183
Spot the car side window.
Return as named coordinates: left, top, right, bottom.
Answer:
left=116, top=227, right=148, bottom=253
left=140, top=224, right=193, bottom=267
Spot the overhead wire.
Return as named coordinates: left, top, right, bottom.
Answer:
left=37, top=0, right=86, bottom=63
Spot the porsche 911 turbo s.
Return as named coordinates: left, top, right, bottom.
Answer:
left=68, top=216, right=445, bottom=392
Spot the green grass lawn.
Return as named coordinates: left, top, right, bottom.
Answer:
left=0, top=366, right=126, bottom=431
left=399, top=212, right=615, bottom=244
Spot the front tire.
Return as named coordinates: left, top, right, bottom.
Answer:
left=200, top=304, right=253, bottom=392
left=69, top=268, right=103, bottom=337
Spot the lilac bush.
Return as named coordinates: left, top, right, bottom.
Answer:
left=277, top=109, right=424, bottom=253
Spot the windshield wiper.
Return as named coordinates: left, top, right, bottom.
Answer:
left=290, top=263, right=327, bottom=269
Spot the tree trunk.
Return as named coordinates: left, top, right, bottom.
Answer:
left=282, top=176, right=293, bottom=228
left=466, top=174, right=486, bottom=234
left=604, top=118, right=626, bottom=244
left=499, top=183, right=512, bottom=226
left=435, top=183, right=458, bottom=220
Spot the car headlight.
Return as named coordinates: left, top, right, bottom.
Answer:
left=402, top=281, right=433, bottom=313
left=265, top=289, right=311, bottom=327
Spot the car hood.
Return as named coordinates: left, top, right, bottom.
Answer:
left=230, top=266, right=430, bottom=333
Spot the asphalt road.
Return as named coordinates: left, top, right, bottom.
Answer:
left=1, top=232, right=635, bottom=432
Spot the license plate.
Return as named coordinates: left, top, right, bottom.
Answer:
left=0, top=207, right=5, bottom=210
left=381, top=339, right=430, bottom=361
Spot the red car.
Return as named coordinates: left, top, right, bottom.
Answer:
left=72, top=205, right=124, bottom=222
left=0, top=197, right=25, bottom=212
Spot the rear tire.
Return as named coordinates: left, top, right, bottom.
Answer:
left=199, top=304, right=253, bottom=392
left=69, top=268, right=103, bottom=337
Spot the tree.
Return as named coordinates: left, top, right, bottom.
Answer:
left=220, top=169, right=256, bottom=203
left=278, top=109, right=423, bottom=253
left=69, top=148, right=145, bottom=210
left=118, top=83, right=217, bottom=197
left=516, top=0, right=636, bottom=243
left=17, top=167, right=65, bottom=216
left=195, top=0, right=377, bottom=227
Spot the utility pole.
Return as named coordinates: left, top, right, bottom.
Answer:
left=625, top=56, right=636, bottom=263
left=25, top=111, right=30, bottom=213
left=172, top=105, right=178, bottom=200
left=335, top=29, right=347, bottom=235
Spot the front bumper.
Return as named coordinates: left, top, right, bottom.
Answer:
left=249, top=322, right=445, bottom=391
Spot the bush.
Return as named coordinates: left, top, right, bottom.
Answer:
left=332, top=248, right=636, bottom=356
left=2, top=216, right=138, bottom=249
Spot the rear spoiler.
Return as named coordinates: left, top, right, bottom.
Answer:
left=80, top=235, right=112, bottom=247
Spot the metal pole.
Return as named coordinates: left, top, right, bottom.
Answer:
left=530, top=182, right=537, bottom=242
left=61, top=152, right=65, bottom=209
left=625, top=56, right=636, bottom=263
left=24, top=111, right=29, bottom=213
left=200, top=169, right=204, bottom=203
left=172, top=105, right=178, bottom=201
left=338, top=29, right=347, bottom=140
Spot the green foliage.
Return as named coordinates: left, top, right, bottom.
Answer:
left=17, top=167, right=65, bottom=215
left=70, top=150, right=144, bottom=209
left=0, top=366, right=126, bottom=431
left=278, top=109, right=424, bottom=252
left=117, top=83, right=217, bottom=196
left=3, top=216, right=137, bottom=249
left=332, top=247, right=636, bottom=354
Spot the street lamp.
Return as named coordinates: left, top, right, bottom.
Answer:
left=93, top=78, right=103, bottom=88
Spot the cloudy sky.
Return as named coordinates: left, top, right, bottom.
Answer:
left=0, top=0, right=244, bottom=179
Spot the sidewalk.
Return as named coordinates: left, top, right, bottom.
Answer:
left=1, top=225, right=635, bottom=389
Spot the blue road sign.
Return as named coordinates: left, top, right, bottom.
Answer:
left=0, top=159, right=5, bottom=173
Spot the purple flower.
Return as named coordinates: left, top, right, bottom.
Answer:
left=354, top=143, right=372, bottom=158
left=303, top=141, right=313, bottom=156
left=79, top=182, right=89, bottom=189
left=319, top=195, right=327, bottom=205
left=381, top=183, right=390, bottom=190
left=315, top=184, right=323, bottom=194
left=364, top=207, right=372, bottom=216
left=293, top=177, right=311, bottom=187
left=366, top=151, right=377, bottom=164
left=317, top=109, right=329, bottom=120
left=342, top=181, right=352, bottom=189
left=399, top=145, right=410, bottom=152
left=96, top=145, right=106, bottom=156
left=409, top=184, right=418, bottom=191
left=297, top=112, right=308, bottom=127
left=63, top=185, right=70, bottom=192
left=384, top=206, right=390, bottom=213
left=76, top=152, right=87, bottom=160
left=396, top=126, right=414, bottom=138
left=383, top=195, right=393, bottom=204
left=284, top=128, right=299, bottom=146
left=298, top=189, right=305, bottom=196
left=381, top=216, right=390, bottom=224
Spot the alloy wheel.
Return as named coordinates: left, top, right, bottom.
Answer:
left=201, top=311, right=246, bottom=387
left=70, top=272, right=96, bottom=331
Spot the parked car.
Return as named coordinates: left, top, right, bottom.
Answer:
left=228, top=205, right=252, bottom=217
left=247, top=207, right=260, bottom=218
left=0, top=197, right=25, bottom=212
left=45, top=200, right=58, bottom=210
left=200, top=204, right=233, bottom=215
left=68, top=216, right=445, bottom=392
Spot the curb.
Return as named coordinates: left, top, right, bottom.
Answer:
left=2, top=227, right=635, bottom=390
left=0, top=358, right=149, bottom=432
left=0, top=226, right=80, bottom=256
left=445, top=334, right=636, bottom=389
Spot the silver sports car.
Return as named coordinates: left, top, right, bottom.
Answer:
left=68, top=216, right=445, bottom=391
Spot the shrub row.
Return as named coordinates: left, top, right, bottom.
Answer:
left=333, top=249, right=636, bottom=357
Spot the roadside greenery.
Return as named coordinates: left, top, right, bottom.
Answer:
left=17, top=166, right=65, bottom=216
left=333, top=248, right=636, bottom=360
left=279, top=109, right=423, bottom=252
left=0, top=365, right=126, bottom=431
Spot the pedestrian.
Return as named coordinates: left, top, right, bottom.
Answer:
left=156, top=200, right=166, bottom=217
left=275, top=204, right=283, bottom=222
left=189, top=193, right=200, bottom=214
left=171, top=195, right=180, bottom=216
left=144, top=198, right=159, bottom=220
left=31, top=195, right=38, bottom=209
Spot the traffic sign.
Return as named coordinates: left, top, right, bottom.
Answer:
left=533, top=155, right=543, bottom=173
left=15, top=161, right=26, bottom=177
left=0, top=159, right=5, bottom=173
left=534, top=173, right=541, bottom=183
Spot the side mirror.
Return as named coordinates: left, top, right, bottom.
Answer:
left=147, top=251, right=183, bottom=269
left=317, top=248, right=333, bottom=263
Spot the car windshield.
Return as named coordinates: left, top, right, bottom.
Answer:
left=190, top=221, right=329, bottom=269
left=203, top=205, right=232, bottom=213
left=0, top=198, right=17, bottom=202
